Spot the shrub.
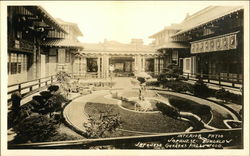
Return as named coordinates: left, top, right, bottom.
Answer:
left=215, top=88, right=230, bottom=102
left=48, top=85, right=59, bottom=92
left=56, top=71, right=71, bottom=83
left=13, top=115, right=58, bottom=143
left=146, top=80, right=159, bottom=86
left=31, top=96, right=47, bottom=114
left=215, top=88, right=242, bottom=104
left=40, top=91, right=53, bottom=100
left=137, top=77, right=146, bottom=84
left=193, top=79, right=209, bottom=98
left=11, top=92, right=22, bottom=112
left=164, top=80, right=193, bottom=93
left=8, top=105, right=33, bottom=129
left=164, top=64, right=183, bottom=78
left=83, top=108, right=121, bottom=138
left=55, top=71, right=72, bottom=97
left=46, top=94, right=68, bottom=113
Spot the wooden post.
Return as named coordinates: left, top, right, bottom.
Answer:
left=38, top=79, right=41, bottom=88
left=51, top=75, right=53, bottom=84
left=237, top=74, right=240, bottom=83
left=18, top=84, right=21, bottom=93
left=219, top=74, right=221, bottom=86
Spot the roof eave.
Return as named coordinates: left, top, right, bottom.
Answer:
left=25, top=6, right=67, bottom=34
left=172, top=7, right=244, bottom=38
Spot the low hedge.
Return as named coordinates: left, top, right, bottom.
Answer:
left=162, top=80, right=193, bottom=94
left=158, top=79, right=242, bottom=105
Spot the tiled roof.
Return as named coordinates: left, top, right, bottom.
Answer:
left=56, top=18, right=83, bottom=36
left=172, top=6, right=244, bottom=37
left=81, top=41, right=156, bottom=54
left=42, top=39, right=83, bottom=48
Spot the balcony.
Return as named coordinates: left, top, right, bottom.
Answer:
left=8, top=39, right=34, bottom=53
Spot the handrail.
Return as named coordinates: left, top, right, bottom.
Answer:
left=8, top=128, right=242, bottom=149
left=182, top=72, right=242, bottom=88
left=8, top=75, right=56, bottom=103
left=8, top=75, right=55, bottom=87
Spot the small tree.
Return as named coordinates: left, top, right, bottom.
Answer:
left=193, top=78, right=209, bottom=98
left=157, top=64, right=183, bottom=87
left=56, top=71, right=71, bottom=97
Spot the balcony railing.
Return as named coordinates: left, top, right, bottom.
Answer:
left=8, top=39, right=34, bottom=53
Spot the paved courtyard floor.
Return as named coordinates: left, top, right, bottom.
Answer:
left=112, top=77, right=140, bottom=89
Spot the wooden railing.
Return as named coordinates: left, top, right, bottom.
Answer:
left=8, top=39, right=34, bottom=53
left=8, top=75, right=56, bottom=103
left=8, top=128, right=242, bottom=149
left=182, top=72, right=243, bottom=89
left=71, top=72, right=99, bottom=79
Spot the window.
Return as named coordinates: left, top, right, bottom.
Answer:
left=145, top=59, right=154, bottom=72
left=58, top=49, right=65, bottom=63
left=9, top=52, right=28, bottom=75
left=172, top=51, right=178, bottom=65
left=185, top=58, right=191, bottom=71
left=66, top=50, right=71, bottom=63
left=87, top=58, right=98, bottom=72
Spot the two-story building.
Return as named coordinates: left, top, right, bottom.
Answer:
left=8, top=6, right=84, bottom=85
left=42, top=18, right=83, bottom=76
left=151, top=6, right=243, bottom=84
left=171, top=6, right=243, bottom=83
left=149, top=24, right=189, bottom=72
left=7, top=6, right=66, bottom=85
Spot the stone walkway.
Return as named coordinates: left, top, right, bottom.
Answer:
left=63, top=90, right=109, bottom=132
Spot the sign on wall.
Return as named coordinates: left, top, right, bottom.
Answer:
left=191, top=31, right=238, bottom=54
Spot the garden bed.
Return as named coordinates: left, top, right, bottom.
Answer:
left=84, top=102, right=190, bottom=136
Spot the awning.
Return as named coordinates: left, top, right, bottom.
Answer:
left=190, top=31, right=238, bottom=54
left=42, top=39, right=83, bottom=48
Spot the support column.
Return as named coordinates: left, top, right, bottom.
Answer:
left=154, top=57, right=158, bottom=75
left=97, top=56, right=101, bottom=78
left=137, top=55, right=142, bottom=72
left=101, top=55, right=107, bottom=78
left=142, top=55, right=146, bottom=72
left=106, top=55, right=110, bottom=78
left=191, top=56, right=197, bottom=76
left=29, top=44, right=36, bottom=81
left=82, top=57, right=87, bottom=75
